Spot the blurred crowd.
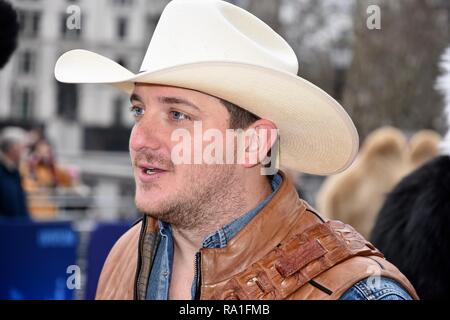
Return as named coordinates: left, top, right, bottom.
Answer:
left=0, top=126, right=89, bottom=220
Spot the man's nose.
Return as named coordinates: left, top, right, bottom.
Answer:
left=129, top=114, right=164, bottom=152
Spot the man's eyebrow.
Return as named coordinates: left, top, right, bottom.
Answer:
left=130, top=93, right=143, bottom=104
left=158, top=96, right=200, bottom=112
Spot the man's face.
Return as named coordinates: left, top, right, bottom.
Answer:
left=129, top=84, right=241, bottom=229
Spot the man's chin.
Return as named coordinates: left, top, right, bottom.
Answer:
left=135, top=185, right=164, bottom=200
left=135, top=198, right=163, bottom=215
left=135, top=202, right=179, bottom=226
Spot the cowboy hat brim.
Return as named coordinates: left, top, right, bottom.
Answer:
left=55, top=49, right=358, bottom=175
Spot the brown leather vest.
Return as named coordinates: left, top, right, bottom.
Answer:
left=96, top=172, right=419, bottom=300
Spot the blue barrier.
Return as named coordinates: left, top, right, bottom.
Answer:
left=0, top=220, right=78, bottom=300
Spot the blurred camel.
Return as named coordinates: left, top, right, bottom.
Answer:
left=316, top=127, right=441, bottom=238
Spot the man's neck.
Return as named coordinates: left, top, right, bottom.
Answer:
left=172, top=169, right=272, bottom=252
left=168, top=168, right=273, bottom=299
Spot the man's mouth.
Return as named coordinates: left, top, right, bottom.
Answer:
left=142, top=167, right=165, bottom=175
left=136, top=161, right=169, bottom=177
left=134, top=158, right=172, bottom=182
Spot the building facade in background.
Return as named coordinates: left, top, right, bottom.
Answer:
left=0, top=0, right=169, bottom=154
left=0, top=0, right=170, bottom=219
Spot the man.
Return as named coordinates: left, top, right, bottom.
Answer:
left=0, top=127, right=29, bottom=219
left=55, top=0, right=418, bottom=300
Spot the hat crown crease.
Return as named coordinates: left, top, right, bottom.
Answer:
left=139, top=0, right=299, bottom=75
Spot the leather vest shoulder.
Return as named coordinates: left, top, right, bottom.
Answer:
left=200, top=209, right=419, bottom=300
left=95, top=217, right=159, bottom=300
left=95, top=222, right=141, bottom=300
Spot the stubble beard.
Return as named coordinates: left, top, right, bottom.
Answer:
left=136, top=164, right=246, bottom=233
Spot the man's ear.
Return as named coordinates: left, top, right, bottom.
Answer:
left=243, top=119, right=278, bottom=168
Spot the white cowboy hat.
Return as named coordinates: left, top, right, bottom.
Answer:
left=54, top=0, right=358, bottom=175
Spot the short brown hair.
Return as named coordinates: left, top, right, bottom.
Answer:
left=220, top=99, right=260, bottom=129
left=220, top=99, right=275, bottom=176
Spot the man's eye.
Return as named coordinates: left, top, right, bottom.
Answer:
left=130, top=106, right=144, bottom=117
left=170, top=111, right=191, bottom=121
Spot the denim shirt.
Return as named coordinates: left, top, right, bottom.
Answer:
left=146, top=174, right=412, bottom=300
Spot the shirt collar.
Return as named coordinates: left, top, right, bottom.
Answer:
left=201, top=173, right=282, bottom=249
left=157, top=174, right=283, bottom=248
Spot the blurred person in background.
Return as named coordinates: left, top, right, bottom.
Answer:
left=0, top=127, right=29, bottom=219
left=370, top=46, right=450, bottom=300
left=21, top=138, right=73, bottom=219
